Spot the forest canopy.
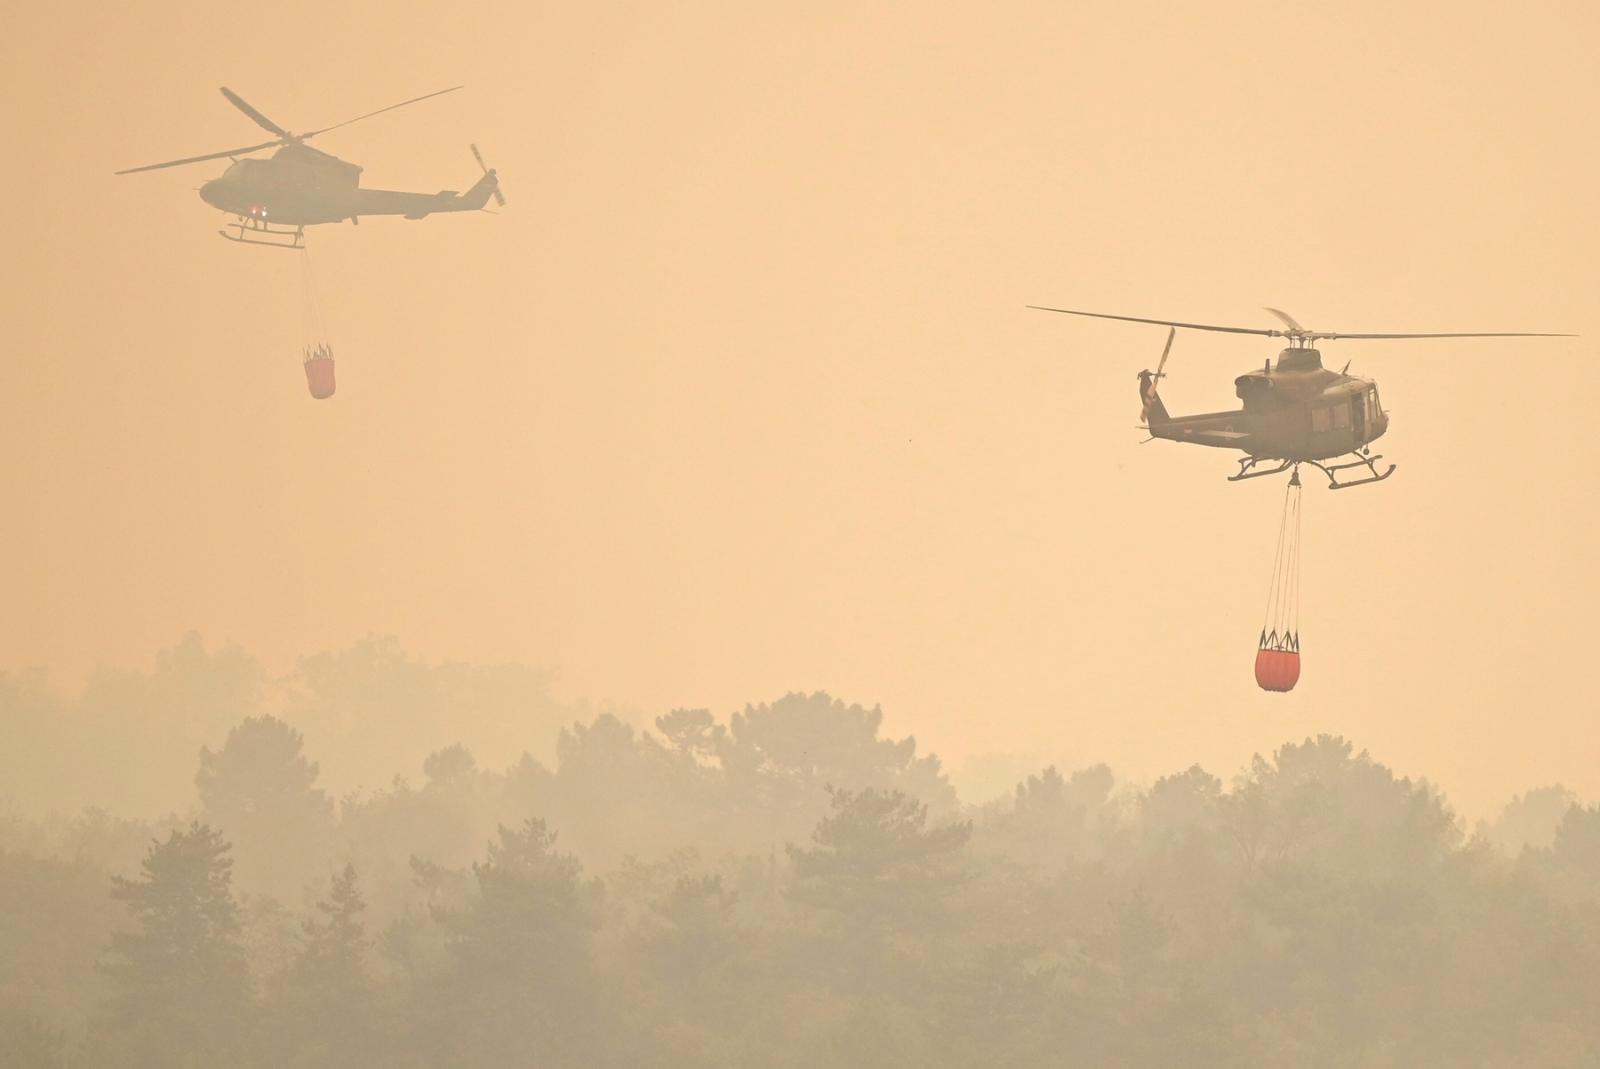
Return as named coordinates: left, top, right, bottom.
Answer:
left=2, top=638, right=1597, bottom=1067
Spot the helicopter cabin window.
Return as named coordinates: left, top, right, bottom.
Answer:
left=1311, top=407, right=1332, bottom=433
left=1331, top=404, right=1350, bottom=430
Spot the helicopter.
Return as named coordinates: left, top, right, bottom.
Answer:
left=115, top=86, right=504, bottom=249
left=1030, top=305, right=1572, bottom=489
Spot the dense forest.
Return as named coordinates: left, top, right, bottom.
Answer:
left=3, top=638, right=1598, bottom=1067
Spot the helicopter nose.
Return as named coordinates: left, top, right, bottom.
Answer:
left=198, top=180, right=224, bottom=208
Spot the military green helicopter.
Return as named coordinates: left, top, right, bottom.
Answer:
left=115, top=86, right=503, bottom=248
left=1030, top=305, right=1571, bottom=489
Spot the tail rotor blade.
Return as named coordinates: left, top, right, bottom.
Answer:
left=1153, top=326, right=1175, bottom=383
left=471, top=143, right=506, bottom=206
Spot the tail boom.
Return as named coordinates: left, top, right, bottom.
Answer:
left=351, top=167, right=499, bottom=220
left=1148, top=408, right=1253, bottom=450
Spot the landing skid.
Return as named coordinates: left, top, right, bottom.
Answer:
left=219, top=217, right=305, bottom=250
left=1229, top=452, right=1396, bottom=489
left=1304, top=451, right=1396, bottom=490
left=1228, top=457, right=1294, bottom=482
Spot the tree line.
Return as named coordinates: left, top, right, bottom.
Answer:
left=3, top=687, right=1599, bottom=1066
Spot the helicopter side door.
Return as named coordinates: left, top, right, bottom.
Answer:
left=1351, top=389, right=1366, bottom=443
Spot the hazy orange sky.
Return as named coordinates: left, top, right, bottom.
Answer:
left=4, top=1, right=1596, bottom=817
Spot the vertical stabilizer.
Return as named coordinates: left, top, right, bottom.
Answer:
left=1138, top=370, right=1171, bottom=425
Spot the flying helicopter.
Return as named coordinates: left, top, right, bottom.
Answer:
left=115, top=86, right=504, bottom=248
left=1029, top=305, right=1573, bottom=489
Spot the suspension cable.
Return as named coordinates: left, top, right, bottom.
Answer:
left=1260, top=469, right=1303, bottom=651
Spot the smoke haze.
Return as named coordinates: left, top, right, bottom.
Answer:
left=3, top=0, right=1598, bottom=1064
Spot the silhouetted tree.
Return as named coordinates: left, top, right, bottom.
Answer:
left=633, top=873, right=741, bottom=978
left=0, top=849, right=121, bottom=1058
left=6, top=634, right=264, bottom=817
left=654, top=708, right=726, bottom=765
left=286, top=638, right=567, bottom=801
left=1141, top=764, right=1224, bottom=845
left=423, top=744, right=479, bottom=788
left=269, top=864, right=383, bottom=1067
left=721, top=693, right=957, bottom=852
left=1221, top=735, right=1459, bottom=880
left=1550, top=803, right=1600, bottom=885
left=788, top=784, right=971, bottom=1002
left=197, top=716, right=334, bottom=902
left=982, top=763, right=1124, bottom=869
left=93, top=822, right=253, bottom=1068
left=1488, top=785, right=1578, bottom=855
left=10, top=652, right=1600, bottom=1069
left=425, top=820, right=605, bottom=1067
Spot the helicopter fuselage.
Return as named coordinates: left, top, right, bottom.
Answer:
left=1146, top=347, right=1389, bottom=462
left=1034, top=301, right=1566, bottom=488
left=197, top=143, right=495, bottom=226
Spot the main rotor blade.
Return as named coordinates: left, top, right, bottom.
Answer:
left=1027, top=305, right=1282, bottom=337
left=1029, top=305, right=1577, bottom=343
left=301, top=85, right=465, bottom=139
left=1313, top=330, right=1576, bottom=340
left=1263, top=307, right=1306, bottom=333
left=115, top=140, right=281, bottom=175
left=220, top=87, right=289, bottom=137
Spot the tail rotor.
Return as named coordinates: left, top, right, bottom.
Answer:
left=470, top=143, right=506, bottom=207
left=1139, top=327, right=1175, bottom=424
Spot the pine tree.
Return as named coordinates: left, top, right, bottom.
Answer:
left=272, top=863, right=378, bottom=1068
left=93, top=822, right=253, bottom=1068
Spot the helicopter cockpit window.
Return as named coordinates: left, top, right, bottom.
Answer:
left=1311, top=407, right=1331, bottom=433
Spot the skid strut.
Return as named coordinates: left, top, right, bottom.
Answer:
left=1304, top=451, right=1396, bottom=490
left=219, top=215, right=305, bottom=249
left=1228, top=456, right=1294, bottom=482
left=1229, top=452, right=1396, bottom=489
